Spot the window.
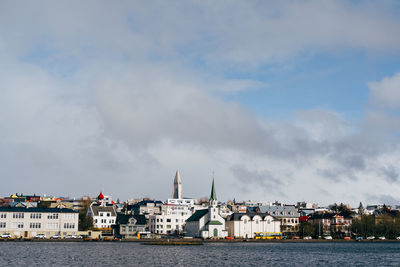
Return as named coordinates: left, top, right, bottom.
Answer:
left=244, top=219, right=247, bottom=224
left=46, top=223, right=59, bottom=230
left=13, top=213, right=24, bottom=219
left=47, top=214, right=59, bottom=219
left=107, top=213, right=110, bottom=217
left=128, top=226, right=133, bottom=231
left=30, top=213, right=41, bottom=219
left=0, top=213, right=6, bottom=219
left=0, top=222, right=6, bottom=228
left=64, top=223, right=75, bottom=229
left=166, top=219, right=171, bottom=222
left=63, top=214, right=75, bottom=220
left=256, top=220, right=259, bottom=224
left=122, top=226, right=126, bottom=231
left=11, top=222, right=23, bottom=228
left=30, top=223, right=41, bottom=229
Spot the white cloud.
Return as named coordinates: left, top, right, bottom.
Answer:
left=369, top=72, right=400, bottom=109
left=0, top=1, right=400, bottom=206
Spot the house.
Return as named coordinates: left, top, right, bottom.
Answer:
left=308, top=213, right=352, bottom=235
left=257, top=205, right=300, bottom=235
left=185, top=179, right=228, bottom=238
left=148, top=204, right=193, bottom=235
left=225, top=213, right=281, bottom=238
left=87, top=192, right=117, bottom=236
left=0, top=206, right=78, bottom=238
left=114, top=214, right=147, bottom=238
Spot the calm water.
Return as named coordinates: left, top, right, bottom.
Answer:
left=0, top=242, right=399, bottom=266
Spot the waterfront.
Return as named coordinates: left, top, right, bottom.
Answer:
left=0, top=242, right=399, bottom=266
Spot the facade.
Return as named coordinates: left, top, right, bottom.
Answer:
left=114, top=214, right=147, bottom=238
left=308, top=213, right=352, bottom=235
left=225, top=213, right=281, bottom=238
left=258, top=205, right=300, bottom=235
left=149, top=204, right=193, bottom=234
left=88, top=205, right=117, bottom=229
left=128, top=200, right=163, bottom=218
left=0, top=206, right=78, bottom=238
left=185, top=179, right=228, bottom=238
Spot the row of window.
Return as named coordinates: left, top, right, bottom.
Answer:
left=0, top=222, right=76, bottom=229
left=0, top=213, right=75, bottom=219
left=94, top=219, right=115, bottom=224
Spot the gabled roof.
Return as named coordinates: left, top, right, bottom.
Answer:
left=91, top=205, right=116, bottom=216
left=117, top=214, right=146, bottom=225
left=186, top=209, right=209, bottom=222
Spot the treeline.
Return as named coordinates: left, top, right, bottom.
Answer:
left=352, top=214, right=400, bottom=238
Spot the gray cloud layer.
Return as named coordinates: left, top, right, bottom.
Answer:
left=0, top=1, right=400, bottom=205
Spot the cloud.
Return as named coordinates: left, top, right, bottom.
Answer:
left=0, top=1, right=400, bottom=206
left=369, top=72, right=400, bottom=109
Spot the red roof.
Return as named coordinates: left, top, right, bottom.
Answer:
left=98, top=192, right=104, bottom=200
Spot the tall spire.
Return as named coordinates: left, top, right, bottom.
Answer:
left=210, top=178, right=217, bottom=202
left=172, top=170, right=183, bottom=199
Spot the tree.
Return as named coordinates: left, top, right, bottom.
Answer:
left=78, top=197, right=93, bottom=231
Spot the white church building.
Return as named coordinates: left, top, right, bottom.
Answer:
left=185, top=179, right=228, bottom=238
left=225, top=213, right=281, bottom=238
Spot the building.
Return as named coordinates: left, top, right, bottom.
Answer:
left=114, top=214, right=147, bottom=239
left=185, top=179, right=228, bottom=238
left=225, top=213, right=281, bottom=238
left=87, top=192, right=117, bottom=236
left=308, top=213, right=352, bottom=235
left=148, top=172, right=194, bottom=235
left=257, top=205, right=300, bottom=235
left=128, top=200, right=163, bottom=218
left=148, top=204, right=193, bottom=234
left=0, top=206, right=78, bottom=238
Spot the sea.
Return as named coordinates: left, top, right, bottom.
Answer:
left=0, top=241, right=399, bottom=266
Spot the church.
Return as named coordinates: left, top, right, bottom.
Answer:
left=185, top=179, right=228, bottom=238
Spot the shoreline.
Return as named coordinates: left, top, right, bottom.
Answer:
left=0, top=238, right=399, bottom=243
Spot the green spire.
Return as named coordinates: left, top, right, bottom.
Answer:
left=210, top=178, right=217, bottom=201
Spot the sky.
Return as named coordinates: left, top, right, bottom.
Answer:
left=1, top=1, right=400, bottom=206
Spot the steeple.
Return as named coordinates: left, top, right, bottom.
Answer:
left=209, top=178, right=217, bottom=206
left=172, top=170, right=183, bottom=199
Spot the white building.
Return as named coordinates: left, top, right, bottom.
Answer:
left=87, top=192, right=117, bottom=231
left=225, top=213, right=281, bottom=238
left=185, top=179, right=228, bottom=238
left=148, top=204, right=193, bottom=234
left=0, top=206, right=78, bottom=238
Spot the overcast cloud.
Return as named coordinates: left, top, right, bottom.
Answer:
left=1, top=1, right=400, bottom=206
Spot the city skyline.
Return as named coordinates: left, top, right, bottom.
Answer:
left=1, top=1, right=400, bottom=206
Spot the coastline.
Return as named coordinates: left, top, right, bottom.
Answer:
left=0, top=238, right=399, bottom=243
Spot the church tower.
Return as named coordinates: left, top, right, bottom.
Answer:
left=209, top=178, right=218, bottom=207
left=172, top=170, right=183, bottom=199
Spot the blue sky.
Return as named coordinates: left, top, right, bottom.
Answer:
left=1, top=1, right=400, bottom=206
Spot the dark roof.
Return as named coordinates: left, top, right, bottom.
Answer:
left=0, top=206, right=77, bottom=213
left=227, top=213, right=279, bottom=221
left=186, top=209, right=209, bottom=222
left=117, top=214, right=146, bottom=225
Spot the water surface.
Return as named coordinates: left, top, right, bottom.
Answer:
left=0, top=242, right=399, bottom=266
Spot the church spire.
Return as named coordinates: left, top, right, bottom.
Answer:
left=210, top=178, right=216, bottom=201
left=172, top=170, right=183, bottom=199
